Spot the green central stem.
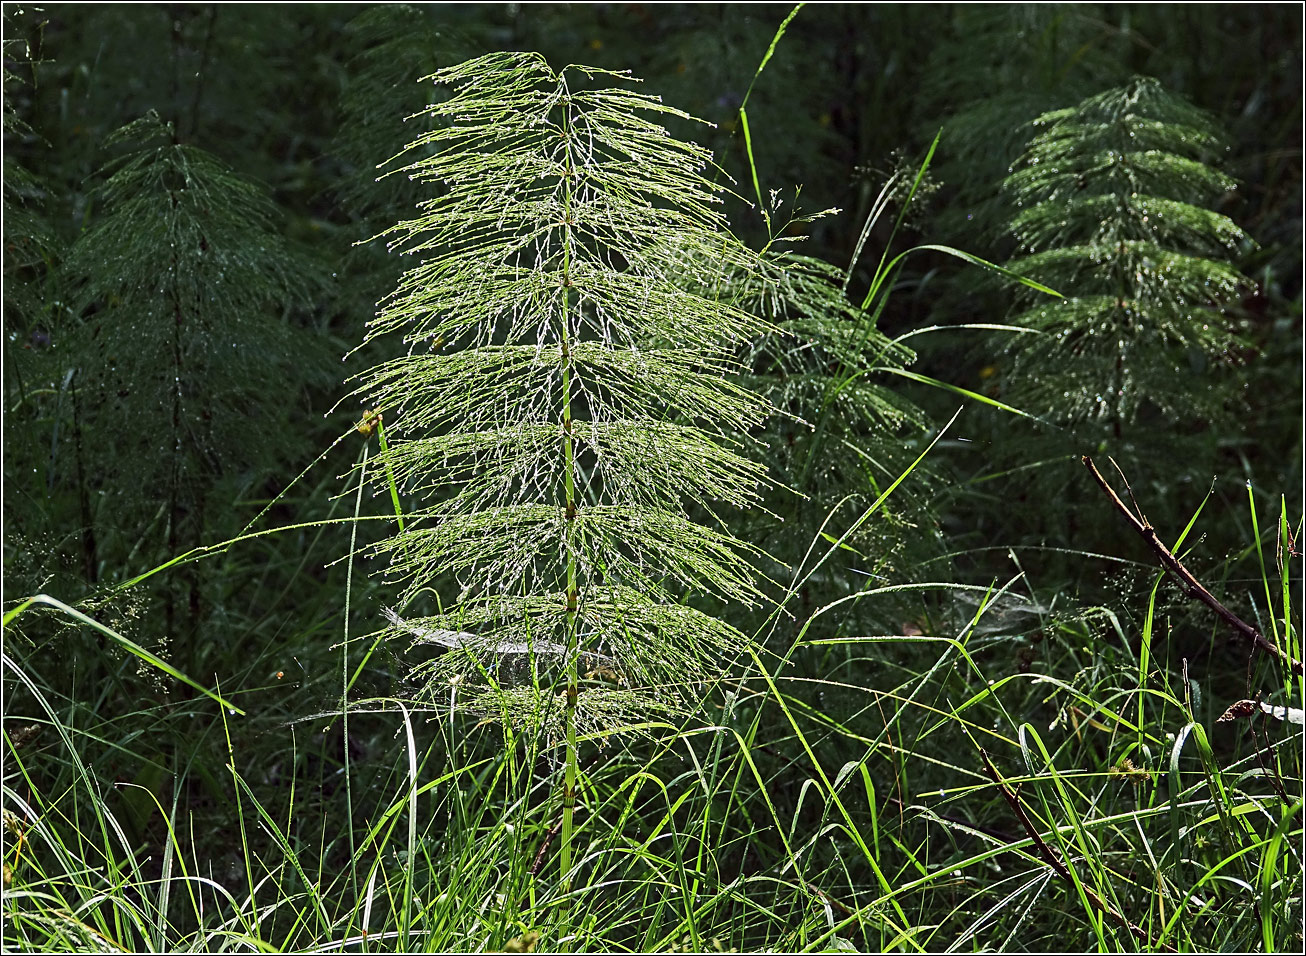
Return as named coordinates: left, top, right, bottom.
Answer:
left=557, top=87, right=581, bottom=902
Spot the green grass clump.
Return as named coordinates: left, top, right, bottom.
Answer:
left=5, top=471, right=1299, bottom=952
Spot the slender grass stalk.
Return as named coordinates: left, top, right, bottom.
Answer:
left=341, top=439, right=369, bottom=912
left=2, top=595, right=241, bottom=714
left=374, top=417, right=407, bottom=535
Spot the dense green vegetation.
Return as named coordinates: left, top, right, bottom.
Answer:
left=3, top=5, right=1301, bottom=952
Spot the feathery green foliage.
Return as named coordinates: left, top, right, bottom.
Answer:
left=55, top=112, right=327, bottom=650
left=3, top=9, right=1300, bottom=953
left=357, top=52, right=771, bottom=741
left=723, top=247, right=944, bottom=623
left=1000, top=76, right=1253, bottom=438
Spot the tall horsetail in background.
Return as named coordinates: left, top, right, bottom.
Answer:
left=999, top=78, right=1254, bottom=465
left=355, top=52, right=771, bottom=893
left=57, top=114, right=327, bottom=657
left=3, top=16, right=65, bottom=598
left=962, top=75, right=1260, bottom=555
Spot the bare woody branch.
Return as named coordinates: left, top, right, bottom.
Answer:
left=1082, top=456, right=1303, bottom=678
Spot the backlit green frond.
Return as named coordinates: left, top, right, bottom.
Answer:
left=356, top=52, right=769, bottom=734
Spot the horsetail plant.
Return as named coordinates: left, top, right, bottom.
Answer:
left=1000, top=76, right=1254, bottom=441
left=352, top=52, right=773, bottom=895
left=732, top=250, right=942, bottom=601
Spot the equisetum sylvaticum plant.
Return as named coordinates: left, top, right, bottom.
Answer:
left=1001, top=76, right=1254, bottom=441
left=350, top=52, right=773, bottom=892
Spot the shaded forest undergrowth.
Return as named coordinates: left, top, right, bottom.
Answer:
left=3, top=4, right=1302, bottom=953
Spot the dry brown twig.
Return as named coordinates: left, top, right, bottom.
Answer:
left=1082, top=456, right=1303, bottom=677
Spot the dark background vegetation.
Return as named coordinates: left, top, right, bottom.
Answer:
left=3, top=3, right=1302, bottom=951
